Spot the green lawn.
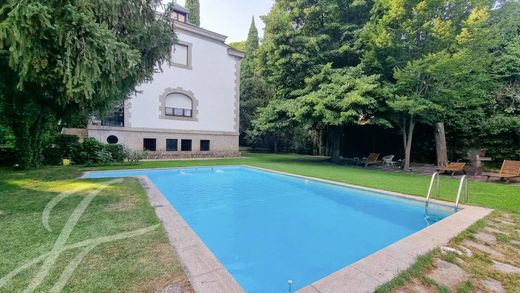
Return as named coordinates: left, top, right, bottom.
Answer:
left=0, top=167, right=190, bottom=292
left=93, top=152, right=520, bottom=213
left=1, top=152, right=519, bottom=292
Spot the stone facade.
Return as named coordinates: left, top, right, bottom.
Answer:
left=88, top=126, right=239, bottom=159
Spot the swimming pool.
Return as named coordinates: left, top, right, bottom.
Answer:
left=85, top=166, right=456, bottom=292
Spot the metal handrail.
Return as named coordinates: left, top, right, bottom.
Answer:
left=426, top=172, right=440, bottom=206
left=455, top=175, right=468, bottom=209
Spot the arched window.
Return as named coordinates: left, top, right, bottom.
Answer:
left=164, top=93, right=192, bottom=117
left=159, top=88, right=198, bottom=121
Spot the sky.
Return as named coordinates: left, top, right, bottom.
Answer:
left=175, top=0, right=274, bottom=43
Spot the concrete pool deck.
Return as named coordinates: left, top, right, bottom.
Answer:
left=83, top=166, right=492, bottom=293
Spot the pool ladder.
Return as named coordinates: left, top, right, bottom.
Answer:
left=425, top=172, right=468, bottom=211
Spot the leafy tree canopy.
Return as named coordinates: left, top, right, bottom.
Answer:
left=0, top=0, right=175, bottom=168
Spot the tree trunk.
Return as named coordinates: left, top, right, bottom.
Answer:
left=273, top=137, right=278, bottom=153
left=330, top=126, right=342, bottom=163
left=4, top=92, right=53, bottom=169
left=10, top=110, right=48, bottom=169
left=402, top=116, right=415, bottom=171
left=434, top=122, right=448, bottom=167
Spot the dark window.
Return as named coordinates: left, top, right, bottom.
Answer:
left=200, top=140, right=210, bottom=151
left=107, top=135, right=118, bottom=144
left=165, top=107, right=192, bottom=117
left=101, top=105, right=124, bottom=127
left=166, top=139, right=178, bottom=152
left=143, top=138, right=156, bottom=151
left=181, top=139, right=192, bottom=151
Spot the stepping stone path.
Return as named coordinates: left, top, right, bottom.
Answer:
left=426, top=259, right=468, bottom=290
left=496, top=218, right=516, bottom=226
left=462, top=240, right=504, bottom=258
left=440, top=246, right=463, bottom=256
left=475, top=232, right=497, bottom=244
left=393, top=212, right=519, bottom=292
left=481, top=278, right=505, bottom=293
left=458, top=246, right=473, bottom=257
left=492, top=260, right=520, bottom=274
left=484, top=226, right=508, bottom=235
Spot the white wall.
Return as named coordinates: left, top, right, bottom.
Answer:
left=128, top=31, right=238, bottom=133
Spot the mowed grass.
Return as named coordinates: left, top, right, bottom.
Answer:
left=92, top=152, right=520, bottom=213
left=0, top=167, right=191, bottom=292
left=1, top=152, right=519, bottom=292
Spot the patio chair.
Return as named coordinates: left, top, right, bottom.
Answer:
left=436, top=162, right=466, bottom=176
left=483, top=160, right=520, bottom=183
left=363, top=153, right=381, bottom=167
left=382, top=155, right=396, bottom=167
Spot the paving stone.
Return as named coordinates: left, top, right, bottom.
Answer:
left=458, top=246, right=473, bottom=257
left=462, top=240, right=504, bottom=258
left=441, top=246, right=463, bottom=256
left=475, top=232, right=497, bottom=244
left=496, top=219, right=516, bottom=226
left=481, top=278, right=505, bottom=293
left=492, top=260, right=520, bottom=274
left=427, top=259, right=468, bottom=290
left=484, top=227, right=508, bottom=235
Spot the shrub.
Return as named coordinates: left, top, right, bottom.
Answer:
left=0, top=146, right=16, bottom=166
left=71, top=137, right=105, bottom=165
left=105, top=144, right=127, bottom=163
left=95, top=148, right=114, bottom=165
left=128, top=150, right=147, bottom=164
left=54, top=134, right=79, bottom=157
left=70, top=138, right=130, bottom=165
left=42, top=147, right=63, bottom=165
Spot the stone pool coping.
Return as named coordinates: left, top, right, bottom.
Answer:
left=81, top=165, right=492, bottom=293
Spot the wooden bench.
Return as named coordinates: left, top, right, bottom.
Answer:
left=436, top=162, right=466, bottom=176
left=483, top=160, right=520, bottom=183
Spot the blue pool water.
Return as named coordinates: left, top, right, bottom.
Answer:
left=85, top=166, right=455, bottom=292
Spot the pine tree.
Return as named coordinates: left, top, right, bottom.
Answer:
left=185, top=0, right=200, bottom=26
left=0, top=0, right=175, bottom=168
left=245, top=17, right=259, bottom=55
left=241, top=17, right=259, bottom=80
left=239, top=17, right=272, bottom=145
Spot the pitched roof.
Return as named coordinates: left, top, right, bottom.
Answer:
left=172, top=3, right=189, bottom=14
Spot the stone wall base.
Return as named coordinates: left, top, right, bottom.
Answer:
left=145, top=151, right=240, bottom=160
left=87, top=127, right=239, bottom=159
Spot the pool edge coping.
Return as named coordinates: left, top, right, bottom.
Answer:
left=137, top=175, right=245, bottom=293
left=81, top=165, right=493, bottom=293
left=244, top=166, right=493, bottom=292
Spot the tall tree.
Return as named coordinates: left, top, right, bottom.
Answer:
left=241, top=17, right=259, bottom=79
left=185, top=0, right=200, bottom=26
left=0, top=0, right=175, bottom=168
left=251, top=0, right=376, bottom=156
left=292, top=65, right=387, bottom=162
left=363, top=0, right=495, bottom=169
left=240, top=16, right=273, bottom=143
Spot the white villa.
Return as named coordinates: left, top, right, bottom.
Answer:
left=86, top=4, right=244, bottom=158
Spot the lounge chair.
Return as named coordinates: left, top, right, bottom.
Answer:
left=483, top=160, right=520, bottom=183
left=382, top=155, right=396, bottom=167
left=436, top=162, right=466, bottom=176
left=363, top=153, right=381, bottom=167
